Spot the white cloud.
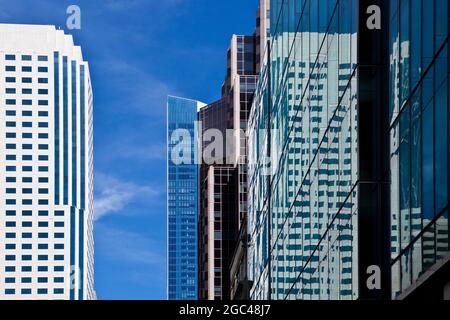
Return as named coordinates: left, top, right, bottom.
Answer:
left=94, top=58, right=176, bottom=117
left=102, top=0, right=141, bottom=10
left=110, top=138, right=167, bottom=162
left=102, top=0, right=187, bottom=11
left=94, top=173, right=162, bottom=221
left=95, top=223, right=165, bottom=267
left=130, top=143, right=166, bottom=160
left=119, top=143, right=167, bottom=161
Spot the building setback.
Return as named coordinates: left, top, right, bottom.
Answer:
left=0, top=24, right=94, bottom=300
left=198, top=33, right=259, bottom=300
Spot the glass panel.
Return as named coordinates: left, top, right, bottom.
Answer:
left=411, top=91, right=422, bottom=239
left=422, top=223, right=436, bottom=272
left=400, top=107, right=411, bottom=250
left=401, top=248, right=412, bottom=293
left=392, top=259, right=401, bottom=299
left=411, top=239, right=423, bottom=284
left=436, top=212, right=449, bottom=261
left=422, top=95, right=434, bottom=221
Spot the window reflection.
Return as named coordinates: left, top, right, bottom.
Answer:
left=389, top=0, right=450, bottom=298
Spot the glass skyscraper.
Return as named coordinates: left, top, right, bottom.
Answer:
left=166, top=96, right=203, bottom=300
left=163, top=0, right=450, bottom=302
left=0, top=24, right=94, bottom=300
left=247, top=0, right=450, bottom=300
left=389, top=0, right=450, bottom=299
left=248, top=0, right=359, bottom=300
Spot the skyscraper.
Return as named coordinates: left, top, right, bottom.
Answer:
left=198, top=97, right=236, bottom=300
left=389, top=0, right=450, bottom=299
left=198, top=32, right=260, bottom=300
left=248, top=0, right=359, bottom=300
left=167, top=96, right=204, bottom=300
left=167, top=0, right=450, bottom=301
left=0, top=24, right=94, bottom=300
left=247, top=0, right=450, bottom=300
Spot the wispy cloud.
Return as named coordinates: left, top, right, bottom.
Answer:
left=94, top=58, right=175, bottom=118
left=98, top=129, right=167, bottom=163
left=94, top=173, right=162, bottom=221
left=95, top=223, right=165, bottom=267
left=117, top=142, right=167, bottom=161
left=102, top=0, right=143, bottom=10
left=102, top=0, right=187, bottom=11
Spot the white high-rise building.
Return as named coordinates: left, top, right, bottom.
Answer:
left=0, top=24, right=94, bottom=300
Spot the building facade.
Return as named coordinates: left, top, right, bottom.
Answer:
left=198, top=33, right=259, bottom=300
left=389, top=0, right=450, bottom=299
left=198, top=163, right=237, bottom=300
left=247, top=0, right=450, bottom=301
left=0, top=24, right=94, bottom=300
left=248, top=0, right=359, bottom=300
left=167, top=0, right=450, bottom=301
left=167, top=96, right=204, bottom=300
left=198, top=97, right=234, bottom=300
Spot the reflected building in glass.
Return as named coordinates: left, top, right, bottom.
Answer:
left=166, top=0, right=450, bottom=301
left=389, top=0, right=450, bottom=299
left=248, top=0, right=359, bottom=300
left=247, top=0, right=450, bottom=301
left=166, top=96, right=204, bottom=300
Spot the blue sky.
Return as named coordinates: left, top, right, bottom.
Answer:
left=0, top=0, right=259, bottom=299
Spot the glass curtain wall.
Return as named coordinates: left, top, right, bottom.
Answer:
left=167, top=96, right=200, bottom=300
left=389, top=0, right=450, bottom=298
left=248, top=0, right=359, bottom=300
